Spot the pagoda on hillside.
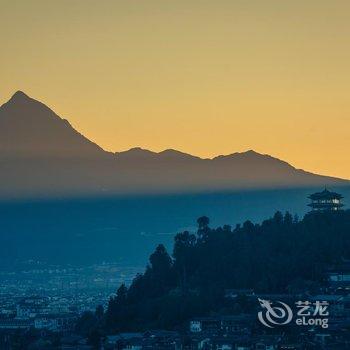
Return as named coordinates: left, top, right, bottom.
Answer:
left=308, top=188, right=344, bottom=212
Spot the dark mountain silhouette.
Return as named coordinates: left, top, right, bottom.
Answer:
left=0, top=91, right=108, bottom=159
left=0, top=91, right=348, bottom=198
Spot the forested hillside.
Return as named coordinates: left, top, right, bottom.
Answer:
left=78, top=210, right=350, bottom=334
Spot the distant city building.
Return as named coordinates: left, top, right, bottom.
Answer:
left=189, top=315, right=254, bottom=334
left=308, top=188, right=344, bottom=211
left=34, top=313, right=77, bottom=332
left=326, top=259, right=350, bottom=288
left=16, top=296, right=49, bottom=319
left=0, top=319, right=33, bottom=330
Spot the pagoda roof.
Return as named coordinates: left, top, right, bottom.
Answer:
left=308, top=188, right=343, bottom=200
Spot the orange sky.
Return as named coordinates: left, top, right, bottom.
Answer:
left=1, top=0, right=349, bottom=179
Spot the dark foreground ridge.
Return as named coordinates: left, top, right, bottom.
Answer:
left=100, top=210, right=350, bottom=331
left=70, top=210, right=350, bottom=349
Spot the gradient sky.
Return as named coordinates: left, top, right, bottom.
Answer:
left=1, top=0, right=349, bottom=179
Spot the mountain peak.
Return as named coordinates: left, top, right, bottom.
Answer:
left=244, top=149, right=258, bottom=155
left=213, top=149, right=263, bottom=160
left=0, top=91, right=106, bottom=159
left=158, top=149, right=200, bottom=161
left=115, top=147, right=157, bottom=160
left=4, top=91, right=45, bottom=113
left=212, top=150, right=295, bottom=170
left=9, top=90, right=32, bottom=103
left=12, top=90, right=29, bottom=98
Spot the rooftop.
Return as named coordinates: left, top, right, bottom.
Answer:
left=308, top=188, right=343, bottom=200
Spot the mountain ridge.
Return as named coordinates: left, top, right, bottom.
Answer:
left=0, top=91, right=347, bottom=198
